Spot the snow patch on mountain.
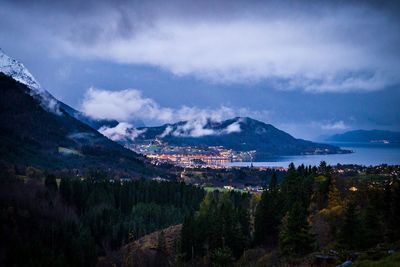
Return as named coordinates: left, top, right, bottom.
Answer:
left=0, top=49, right=42, bottom=92
left=0, top=49, right=61, bottom=114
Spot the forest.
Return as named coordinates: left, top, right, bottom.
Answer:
left=0, top=166, right=204, bottom=266
left=0, top=162, right=399, bottom=266
left=179, top=163, right=400, bottom=266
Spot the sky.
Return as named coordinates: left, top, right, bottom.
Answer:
left=1, top=0, right=399, bottom=140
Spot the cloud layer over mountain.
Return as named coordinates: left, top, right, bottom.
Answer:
left=82, top=87, right=250, bottom=139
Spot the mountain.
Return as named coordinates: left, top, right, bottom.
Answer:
left=133, top=117, right=350, bottom=160
left=326, top=130, right=400, bottom=143
left=0, top=51, right=163, bottom=176
left=0, top=48, right=127, bottom=131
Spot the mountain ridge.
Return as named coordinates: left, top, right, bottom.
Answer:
left=0, top=51, right=168, bottom=176
left=0, top=49, right=120, bottom=130
left=130, top=117, right=350, bottom=160
left=326, top=129, right=400, bottom=143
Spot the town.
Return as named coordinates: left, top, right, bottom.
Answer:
left=128, top=139, right=256, bottom=168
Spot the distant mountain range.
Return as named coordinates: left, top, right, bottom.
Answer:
left=0, top=50, right=165, bottom=176
left=132, top=117, right=350, bottom=160
left=326, top=130, right=400, bottom=143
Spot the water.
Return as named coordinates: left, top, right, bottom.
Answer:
left=227, top=142, right=400, bottom=168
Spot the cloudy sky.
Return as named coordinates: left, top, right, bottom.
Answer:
left=1, top=0, right=399, bottom=140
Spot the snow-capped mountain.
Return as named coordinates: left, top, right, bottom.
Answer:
left=0, top=48, right=62, bottom=114
left=0, top=49, right=43, bottom=93
left=0, top=49, right=119, bottom=128
left=0, top=54, right=156, bottom=174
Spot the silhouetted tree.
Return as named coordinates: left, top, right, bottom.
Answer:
left=254, top=172, right=283, bottom=246
left=279, top=202, right=314, bottom=256
left=339, top=201, right=362, bottom=249
left=45, top=174, right=58, bottom=192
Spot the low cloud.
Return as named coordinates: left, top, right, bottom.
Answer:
left=172, top=118, right=216, bottom=137
left=81, top=87, right=173, bottom=121
left=98, top=122, right=147, bottom=142
left=224, top=121, right=241, bottom=134
left=321, top=121, right=348, bottom=130
left=163, top=119, right=242, bottom=138
left=159, top=126, right=174, bottom=138
left=81, top=87, right=242, bottom=124
left=82, top=87, right=249, bottom=139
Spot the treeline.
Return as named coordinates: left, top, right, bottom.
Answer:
left=1, top=162, right=399, bottom=266
left=180, top=190, right=252, bottom=264
left=253, top=162, right=400, bottom=258
left=180, top=162, right=400, bottom=265
left=58, top=177, right=204, bottom=249
left=0, top=170, right=204, bottom=267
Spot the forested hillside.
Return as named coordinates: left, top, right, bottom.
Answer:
left=0, top=73, right=170, bottom=176
left=1, top=162, right=399, bottom=266
left=0, top=169, right=204, bottom=266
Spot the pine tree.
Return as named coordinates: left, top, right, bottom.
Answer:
left=339, top=201, right=362, bottom=249
left=59, top=177, right=72, bottom=204
left=254, top=172, right=282, bottom=246
left=327, top=177, right=343, bottom=209
left=181, top=214, right=196, bottom=260
left=279, top=202, right=314, bottom=256
left=210, top=247, right=233, bottom=267
left=363, top=203, right=383, bottom=248
left=45, top=174, right=58, bottom=192
left=388, top=180, right=400, bottom=241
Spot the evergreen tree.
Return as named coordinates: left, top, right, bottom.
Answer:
left=388, top=180, right=400, bottom=241
left=327, top=177, right=343, bottom=209
left=254, top=172, right=282, bottom=246
left=319, top=161, right=331, bottom=177
left=210, top=247, right=233, bottom=267
left=279, top=202, right=314, bottom=256
left=181, top=214, right=196, bottom=261
left=339, top=201, right=362, bottom=249
left=362, top=202, right=383, bottom=248
left=59, top=177, right=72, bottom=204
left=281, top=163, right=313, bottom=213
left=180, top=191, right=250, bottom=260
left=45, top=174, right=58, bottom=192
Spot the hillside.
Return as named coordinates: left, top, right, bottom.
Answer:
left=118, top=224, right=182, bottom=267
left=0, top=73, right=163, bottom=176
left=326, top=129, right=400, bottom=143
left=134, top=117, right=350, bottom=160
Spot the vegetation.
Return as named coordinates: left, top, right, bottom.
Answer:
left=0, top=168, right=204, bottom=267
left=180, top=161, right=400, bottom=265
left=254, top=172, right=283, bottom=247
left=0, top=74, right=172, bottom=176
left=1, top=161, right=400, bottom=266
left=180, top=190, right=251, bottom=261
left=353, top=252, right=400, bottom=267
